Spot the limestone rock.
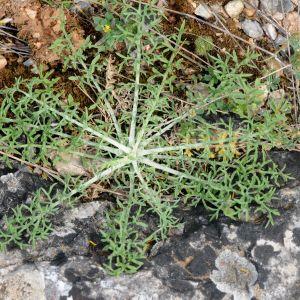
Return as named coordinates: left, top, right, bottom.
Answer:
left=261, top=0, right=294, bottom=14
left=245, top=0, right=259, bottom=8
left=210, top=249, right=258, bottom=300
left=263, top=23, right=278, bottom=40
left=283, top=12, right=300, bottom=35
left=195, top=3, right=213, bottom=19
left=224, top=0, right=244, bottom=18
left=0, top=265, right=46, bottom=300
left=0, top=55, right=7, bottom=70
left=0, top=153, right=299, bottom=299
left=241, top=19, right=264, bottom=39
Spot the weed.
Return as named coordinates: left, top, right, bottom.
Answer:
left=0, top=0, right=298, bottom=274
left=0, top=185, right=59, bottom=251
left=194, top=36, right=214, bottom=56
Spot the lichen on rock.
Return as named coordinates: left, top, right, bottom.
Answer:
left=210, top=249, right=258, bottom=300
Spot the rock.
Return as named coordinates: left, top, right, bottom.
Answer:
left=25, top=8, right=37, bottom=19
left=266, top=58, right=284, bottom=76
left=211, top=3, right=227, bottom=17
left=0, top=167, right=45, bottom=218
left=275, top=34, right=287, bottom=46
left=0, top=55, right=7, bottom=70
left=241, top=19, right=264, bottom=39
left=261, top=0, right=294, bottom=14
left=0, top=155, right=300, bottom=299
left=195, top=3, right=213, bottom=19
left=273, top=11, right=285, bottom=20
left=210, top=249, right=258, bottom=300
left=71, top=0, right=94, bottom=14
left=0, top=265, right=46, bottom=300
left=244, top=7, right=256, bottom=17
left=245, top=0, right=259, bottom=8
left=283, top=12, right=300, bottom=35
left=224, top=0, right=244, bottom=18
left=263, top=23, right=278, bottom=40
left=269, top=89, right=286, bottom=105
left=54, top=153, right=88, bottom=176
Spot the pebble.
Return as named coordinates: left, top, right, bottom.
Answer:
left=283, top=12, right=300, bottom=34
left=224, top=0, right=244, bottom=18
left=244, top=7, right=256, bottom=17
left=71, top=0, right=94, bottom=14
left=266, top=58, right=284, bottom=76
left=245, top=0, right=259, bottom=8
left=195, top=3, right=213, bottom=19
left=25, top=8, right=37, bottom=20
left=241, top=19, right=264, bottom=39
left=272, top=12, right=285, bottom=21
left=263, top=23, right=277, bottom=40
left=244, top=0, right=259, bottom=18
left=260, top=0, right=294, bottom=14
left=269, top=89, right=285, bottom=102
left=276, top=0, right=294, bottom=13
left=0, top=55, right=7, bottom=70
left=211, top=4, right=227, bottom=17
left=274, top=34, right=287, bottom=47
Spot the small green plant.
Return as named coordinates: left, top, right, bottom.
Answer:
left=101, top=197, right=148, bottom=275
left=194, top=35, right=214, bottom=56
left=203, top=50, right=266, bottom=117
left=0, top=186, right=60, bottom=251
left=0, top=0, right=298, bottom=274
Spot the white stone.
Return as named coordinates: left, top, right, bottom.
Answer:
left=263, top=23, right=277, bottom=40
left=0, top=265, right=46, bottom=300
left=195, top=3, right=213, bottom=19
left=0, top=55, right=7, bottom=70
left=54, top=153, right=88, bottom=176
left=275, top=34, right=287, bottom=47
left=25, top=8, right=37, bottom=19
left=273, top=12, right=284, bottom=20
left=224, top=0, right=244, bottom=18
left=261, top=0, right=294, bottom=14
left=241, top=19, right=264, bottom=39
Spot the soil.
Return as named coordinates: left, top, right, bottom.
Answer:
left=0, top=57, right=30, bottom=89
left=0, top=0, right=84, bottom=65
left=166, top=0, right=275, bottom=61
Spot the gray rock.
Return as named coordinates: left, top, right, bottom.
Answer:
left=224, top=0, right=244, bottom=18
left=263, top=23, right=278, bottom=40
left=0, top=265, right=46, bottom=300
left=210, top=249, right=258, bottom=300
left=245, top=0, right=259, bottom=8
left=274, top=34, right=287, bottom=46
left=260, top=0, right=294, bottom=14
left=71, top=0, right=94, bottom=14
left=0, top=153, right=300, bottom=299
left=0, top=167, right=45, bottom=218
left=241, top=19, right=264, bottom=39
left=195, top=3, right=213, bottom=19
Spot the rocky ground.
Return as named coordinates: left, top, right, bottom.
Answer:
left=0, top=0, right=300, bottom=299
left=0, top=151, right=299, bottom=299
